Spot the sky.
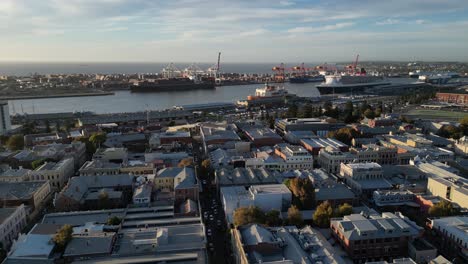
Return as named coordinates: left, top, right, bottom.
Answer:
left=1, top=0, right=468, bottom=63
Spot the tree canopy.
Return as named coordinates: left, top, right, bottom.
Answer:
left=53, top=224, right=73, bottom=251
left=313, top=201, right=334, bottom=227
left=287, top=205, right=303, bottom=226
left=107, top=216, right=122, bottom=225
left=265, top=210, right=283, bottom=227
left=6, top=134, right=24, bottom=151
left=89, top=132, right=107, bottom=148
left=178, top=158, right=194, bottom=167
left=335, top=203, right=353, bottom=217
left=437, top=125, right=462, bottom=139
left=201, top=159, right=211, bottom=169
left=428, top=200, right=460, bottom=217
left=287, top=178, right=315, bottom=209
left=327, top=127, right=360, bottom=145
left=233, top=206, right=266, bottom=227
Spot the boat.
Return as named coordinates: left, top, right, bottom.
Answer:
left=289, top=75, right=325, bottom=83
left=418, top=74, right=452, bottom=85
left=130, top=77, right=215, bottom=93
left=316, top=72, right=390, bottom=94
left=237, top=84, right=295, bottom=106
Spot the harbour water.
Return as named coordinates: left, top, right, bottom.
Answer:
left=9, top=82, right=322, bottom=114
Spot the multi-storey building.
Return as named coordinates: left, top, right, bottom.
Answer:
left=242, top=127, right=284, bottom=147
left=155, top=167, right=199, bottom=204
left=31, top=158, right=75, bottom=190
left=340, top=163, right=393, bottom=197
left=435, top=92, right=468, bottom=104
left=273, top=144, right=313, bottom=169
left=0, top=181, right=51, bottom=211
left=416, top=160, right=468, bottom=209
left=93, top=147, right=129, bottom=164
left=300, top=137, right=348, bottom=156
left=232, top=224, right=345, bottom=264
left=220, top=184, right=291, bottom=223
left=275, top=118, right=345, bottom=136
left=330, top=212, right=422, bottom=263
left=0, top=167, right=31, bottom=182
left=318, top=146, right=355, bottom=174
left=0, top=205, right=27, bottom=249
left=0, top=100, right=11, bottom=135
left=455, top=136, right=468, bottom=156
left=427, top=216, right=468, bottom=263
left=351, top=144, right=398, bottom=165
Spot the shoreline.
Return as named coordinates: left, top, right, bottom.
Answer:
left=1, top=92, right=115, bottom=100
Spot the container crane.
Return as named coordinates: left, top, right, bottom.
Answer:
left=272, top=63, right=286, bottom=83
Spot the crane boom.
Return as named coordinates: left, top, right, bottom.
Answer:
left=353, top=54, right=359, bottom=71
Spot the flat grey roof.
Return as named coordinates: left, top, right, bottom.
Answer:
left=64, top=234, right=115, bottom=257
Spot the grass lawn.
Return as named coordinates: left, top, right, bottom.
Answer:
left=404, top=109, right=468, bottom=120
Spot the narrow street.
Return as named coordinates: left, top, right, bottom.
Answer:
left=193, top=140, right=232, bottom=264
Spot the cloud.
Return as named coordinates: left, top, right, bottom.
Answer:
left=279, top=1, right=295, bottom=6
left=0, top=0, right=468, bottom=62
left=376, top=18, right=401, bottom=25
left=288, top=22, right=355, bottom=33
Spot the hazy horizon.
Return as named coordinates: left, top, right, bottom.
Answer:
left=1, top=0, right=468, bottom=62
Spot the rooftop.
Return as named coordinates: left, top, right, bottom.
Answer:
left=238, top=224, right=345, bottom=264
left=64, top=233, right=115, bottom=257
left=0, top=207, right=20, bottom=225
left=331, top=212, right=422, bottom=240
left=0, top=181, right=49, bottom=200
left=216, top=167, right=281, bottom=186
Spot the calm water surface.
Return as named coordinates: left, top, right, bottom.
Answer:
left=9, top=83, right=322, bottom=114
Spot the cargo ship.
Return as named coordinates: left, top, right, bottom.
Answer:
left=316, top=72, right=390, bottom=94
left=289, top=75, right=325, bottom=83
left=237, top=84, right=295, bottom=107
left=130, top=77, right=215, bottom=93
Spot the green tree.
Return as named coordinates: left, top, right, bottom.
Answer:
left=233, top=206, right=266, bottom=227
left=437, top=125, right=462, bottom=139
left=77, top=137, right=96, bottom=157
left=89, top=132, right=107, bottom=148
left=335, top=203, right=353, bottom=217
left=45, top=120, right=51, bottom=133
left=265, top=210, right=282, bottom=227
left=460, top=116, right=468, bottom=136
left=98, top=190, right=109, bottom=208
left=363, top=109, right=375, bottom=119
left=327, top=127, right=360, bottom=145
left=287, top=104, right=298, bottom=118
left=31, top=159, right=46, bottom=169
left=299, top=103, right=313, bottom=118
left=6, top=134, right=24, bottom=150
left=287, top=205, right=303, bottom=226
left=313, top=201, right=334, bottom=227
left=288, top=178, right=315, bottom=209
left=107, top=216, right=122, bottom=225
left=428, top=200, right=460, bottom=217
left=55, top=120, right=62, bottom=132
left=53, top=224, right=73, bottom=251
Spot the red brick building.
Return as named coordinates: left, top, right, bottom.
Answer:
left=436, top=92, right=468, bottom=105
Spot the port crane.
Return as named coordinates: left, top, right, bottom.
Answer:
left=290, top=63, right=310, bottom=77
left=206, top=52, right=221, bottom=79
left=272, top=63, right=286, bottom=83
left=161, top=63, right=182, bottom=78
left=346, top=54, right=360, bottom=74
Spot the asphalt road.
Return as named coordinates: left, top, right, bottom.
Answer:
left=193, top=140, right=232, bottom=264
